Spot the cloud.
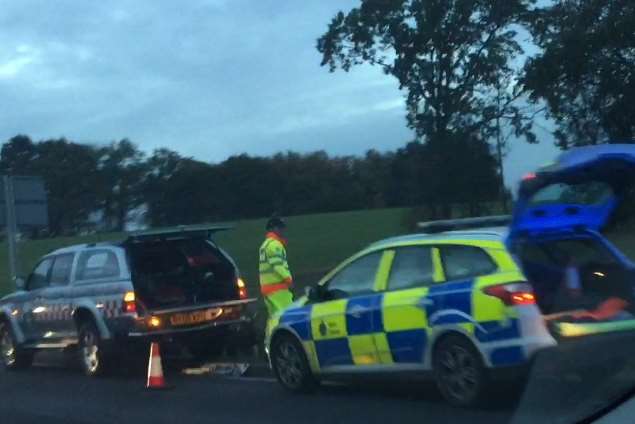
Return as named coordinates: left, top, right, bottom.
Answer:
left=0, top=45, right=39, bottom=79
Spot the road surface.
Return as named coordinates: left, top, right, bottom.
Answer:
left=2, top=333, right=635, bottom=424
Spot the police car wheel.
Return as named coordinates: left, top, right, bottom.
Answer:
left=271, top=334, right=316, bottom=393
left=78, top=321, right=110, bottom=377
left=433, top=335, right=487, bottom=407
left=0, top=321, right=33, bottom=370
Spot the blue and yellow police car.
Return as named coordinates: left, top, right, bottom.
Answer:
left=265, top=144, right=635, bottom=407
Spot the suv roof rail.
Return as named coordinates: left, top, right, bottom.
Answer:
left=417, top=215, right=511, bottom=234
left=126, top=224, right=234, bottom=243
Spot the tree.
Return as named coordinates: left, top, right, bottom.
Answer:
left=318, top=0, right=537, bottom=146
left=96, top=139, right=146, bottom=231
left=0, top=135, right=38, bottom=175
left=524, top=0, right=635, bottom=148
left=317, top=0, right=537, bottom=212
left=0, top=136, right=105, bottom=235
left=142, top=149, right=223, bottom=226
left=388, top=136, right=499, bottom=217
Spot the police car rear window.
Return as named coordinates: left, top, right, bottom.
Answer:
left=387, top=246, right=434, bottom=290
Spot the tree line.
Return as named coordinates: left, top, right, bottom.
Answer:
left=0, top=135, right=501, bottom=235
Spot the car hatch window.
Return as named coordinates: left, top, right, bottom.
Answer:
left=50, top=253, right=75, bottom=286
left=441, top=245, right=497, bottom=280
left=76, top=250, right=120, bottom=281
left=387, top=246, right=434, bottom=290
left=27, top=258, right=53, bottom=291
left=327, top=251, right=383, bottom=298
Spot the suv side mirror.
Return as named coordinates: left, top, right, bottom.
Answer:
left=15, top=276, right=26, bottom=291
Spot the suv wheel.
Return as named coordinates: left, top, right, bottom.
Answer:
left=433, top=334, right=488, bottom=407
left=78, top=321, right=110, bottom=377
left=270, top=334, right=316, bottom=393
left=0, top=320, right=33, bottom=370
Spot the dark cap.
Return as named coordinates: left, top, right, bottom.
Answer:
left=266, top=216, right=287, bottom=231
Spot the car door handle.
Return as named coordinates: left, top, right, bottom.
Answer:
left=349, top=305, right=370, bottom=319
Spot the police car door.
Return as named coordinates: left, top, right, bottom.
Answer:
left=379, top=245, right=438, bottom=365
left=311, top=250, right=387, bottom=369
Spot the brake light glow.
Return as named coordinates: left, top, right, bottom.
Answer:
left=123, top=291, right=137, bottom=313
left=522, top=172, right=537, bottom=181
left=237, top=278, right=248, bottom=299
left=483, top=283, right=536, bottom=306
left=511, top=292, right=535, bottom=305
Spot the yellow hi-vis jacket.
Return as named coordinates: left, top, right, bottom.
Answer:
left=259, top=232, right=292, bottom=296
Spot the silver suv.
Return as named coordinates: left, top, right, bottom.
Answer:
left=0, top=225, right=257, bottom=376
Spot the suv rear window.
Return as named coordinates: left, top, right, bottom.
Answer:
left=441, top=245, right=497, bottom=280
left=76, top=250, right=120, bottom=280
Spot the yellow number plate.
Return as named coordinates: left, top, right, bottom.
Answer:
left=169, top=308, right=222, bottom=326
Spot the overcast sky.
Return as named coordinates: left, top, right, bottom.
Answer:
left=0, top=0, right=558, bottom=187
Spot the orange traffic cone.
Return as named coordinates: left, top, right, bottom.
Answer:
left=146, top=342, right=171, bottom=390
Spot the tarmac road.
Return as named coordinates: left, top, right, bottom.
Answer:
left=2, top=332, right=635, bottom=424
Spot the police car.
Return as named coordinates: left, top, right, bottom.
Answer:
left=0, top=225, right=257, bottom=377
left=265, top=144, right=635, bottom=406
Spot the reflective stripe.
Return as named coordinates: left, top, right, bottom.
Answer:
left=382, top=287, right=429, bottom=332
left=374, top=250, right=395, bottom=291
left=349, top=334, right=381, bottom=365
left=261, top=278, right=292, bottom=295
left=267, top=258, right=284, bottom=265
left=432, top=248, right=445, bottom=282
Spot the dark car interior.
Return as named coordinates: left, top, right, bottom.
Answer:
left=128, top=238, right=238, bottom=309
left=517, top=236, right=635, bottom=317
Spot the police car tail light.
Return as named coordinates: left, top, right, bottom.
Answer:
left=237, top=278, right=248, bottom=300
left=123, top=291, right=137, bottom=313
left=483, top=283, right=535, bottom=306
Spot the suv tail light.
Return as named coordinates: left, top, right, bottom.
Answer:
left=123, top=291, right=137, bottom=313
left=237, top=278, right=248, bottom=300
left=483, top=282, right=536, bottom=306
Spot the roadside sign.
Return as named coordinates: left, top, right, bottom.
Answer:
left=0, top=176, right=48, bottom=227
left=0, top=175, right=49, bottom=285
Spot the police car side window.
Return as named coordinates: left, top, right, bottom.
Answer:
left=50, top=253, right=75, bottom=286
left=387, top=246, right=434, bottom=290
left=76, top=250, right=121, bottom=281
left=441, top=245, right=497, bottom=281
left=27, top=258, right=53, bottom=291
left=327, top=251, right=382, bottom=298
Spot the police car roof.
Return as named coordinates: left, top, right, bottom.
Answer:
left=368, top=227, right=508, bottom=250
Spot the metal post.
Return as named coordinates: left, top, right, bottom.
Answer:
left=496, top=82, right=508, bottom=213
left=3, top=176, right=18, bottom=284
